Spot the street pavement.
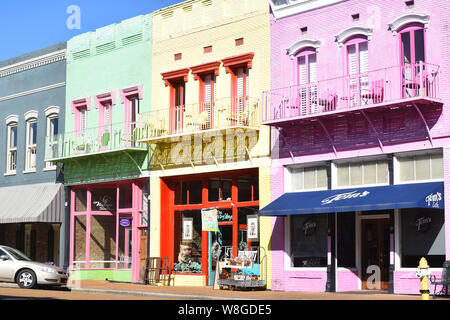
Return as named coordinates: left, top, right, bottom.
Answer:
left=0, top=280, right=434, bottom=300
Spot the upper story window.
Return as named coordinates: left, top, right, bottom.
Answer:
left=120, top=86, right=143, bottom=147
left=336, top=159, right=388, bottom=188
left=297, top=48, right=317, bottom=115
left=397, top=152, right=443, bottom=183
left=162, top=69, right=190, bottom=134
left=24, top=111, right=38, bottom=172
left=5, top=116, right=18, bottom=175
left=45, top=106, right=60, bottom=168
left=289, top=165, right=327, bottom=192
left=71, top=98, right=91, bottom=135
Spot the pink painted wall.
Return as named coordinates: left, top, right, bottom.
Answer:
left=269, top=0, right=450, bottom=294
left=337, top=269, right=359, bottom=292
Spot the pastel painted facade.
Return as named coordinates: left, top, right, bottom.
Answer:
left=0, top=43, right=67, bottom=268
left=48, top=14, right=153, bottom=282
left=139, top=0, right=272, bottom=287
left=264, top=0, right=449, bottom=294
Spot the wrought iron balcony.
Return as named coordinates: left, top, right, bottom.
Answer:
left=262, top=62, right=441, bottom=127
left=136, top=96, right=260, bottom=143
left=45, top=121, right=147, bottom=162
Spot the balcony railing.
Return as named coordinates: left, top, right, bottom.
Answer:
left=136, top=96, right=260, bottom=142
left=262, top=62, right=441, bottom=125
left=45, top=121, right=146, bottom=161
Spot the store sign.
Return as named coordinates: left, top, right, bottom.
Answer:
left=120, top=219, right=131, bottom=227
left=415, top=213, right=432, bottom=233
left=321, top=190, right=370, bottom=205
left=217, top=210, right=232, bottom=222
left=302, top=219, right=317, bottom=236
left=425, top=192, right=443, bottom=209
left=201, top=208, right=219, bottom=232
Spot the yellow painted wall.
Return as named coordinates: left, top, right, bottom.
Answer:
left=150, top=0, right=272, bottom=287
left=259, top=165, right=272, bottom=289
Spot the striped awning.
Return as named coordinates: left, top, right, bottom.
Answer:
left=0, top=183, right=64, bottom=224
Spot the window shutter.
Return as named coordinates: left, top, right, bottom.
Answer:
left=204, top=74, right=211, bottom=102
left=309, top=54, right=317, bottom=83
left=347, top=44, right=357, bottom=76
left=359, top=42, right=369, bottom=74
left=299, top=56, right=307, bottom=84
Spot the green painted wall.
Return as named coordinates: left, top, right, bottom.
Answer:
left=70, top=269, right=131, bottom=282
left=64, top=14, right=152, bottom=184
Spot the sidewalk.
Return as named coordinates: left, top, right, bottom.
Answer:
left=65, top=280, right=428, bottom=300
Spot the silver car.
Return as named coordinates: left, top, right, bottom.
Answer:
left=0, top=245, right=68, bottom=289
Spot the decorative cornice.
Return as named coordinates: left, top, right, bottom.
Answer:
left=5, top=115, right=19, bottom=125
left=190, top=61, right=221, bottom=80
left=0, top=82, right=66, bottom=103
left=94, top=91, right=116, bottom=109
left=388, top=13, right=430, bottom=35
left=120, top=85, right=143, bottom=103
left=286, top=39, right=321, bottom=59
left=71, top=97, right=91, bottom=114
left=269, top=0, right=349, bottom=21
left=0, top=49, right=66, bottom=78
left=335, top=26, right=373, bottom=47
left=24, top=110, right=39, bottom=121
left=45, top=106, right=60, bottom=117
left=222, top=52, right=255, bottom=73
left=161, top=68, right=190, bottom=86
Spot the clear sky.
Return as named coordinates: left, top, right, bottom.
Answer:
left=0, top=0, right=181, bottom=61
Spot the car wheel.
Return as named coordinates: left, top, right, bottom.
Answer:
left=16, top=269, right=37, bottom=289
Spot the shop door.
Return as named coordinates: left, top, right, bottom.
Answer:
left=361, top=219, right=390, bottom=290
left=139, top=229, right=148, bottom=282
left=208, top=225, right=232, bottom=286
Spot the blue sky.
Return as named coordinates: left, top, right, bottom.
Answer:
left=0, top=0, right=181, bottom=61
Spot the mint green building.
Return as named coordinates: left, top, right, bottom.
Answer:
left=45, top=14, right=152, bottom=283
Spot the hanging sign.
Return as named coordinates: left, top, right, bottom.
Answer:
left=247, top=215, right=259, bottom=240
left=201, top=208, right=219, bottom=232
left=120, top=219, right=131, bottom=227
left=183, top=218, right=193, bottom=240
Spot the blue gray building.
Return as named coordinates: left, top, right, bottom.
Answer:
left=0, top=43, right=67, bottom=267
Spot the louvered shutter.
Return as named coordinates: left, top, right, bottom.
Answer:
left=359, top=42, right=369, bottom=97
left=204, top=74, right=212, bottom=128
left=309, top=54, right=318, bottom=113
left=299, top=56, right=307, bottom=115
left=237, top=68, right=244, bottom=117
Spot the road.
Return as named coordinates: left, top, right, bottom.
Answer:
left=0, top=285, right=171, bottom=300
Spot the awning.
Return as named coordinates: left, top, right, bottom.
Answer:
left=0, top=183, right=64, bottom=224
left=259, top=182, right=444, bottom=216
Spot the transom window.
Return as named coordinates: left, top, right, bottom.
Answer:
left=397, top=152, right=443, bottom=182
left=289, top=166, right=327, bottom=191
left=336, top=159, right=388, bottom=187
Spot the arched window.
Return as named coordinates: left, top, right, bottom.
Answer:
left=296, top=47, right=318, bottom=115
left=5, top=115, right=18, bottom=175
left=24, top=110, right=38, bottom=172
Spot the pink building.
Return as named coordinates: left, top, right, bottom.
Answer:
left=260, top=0, right=449, bottom=295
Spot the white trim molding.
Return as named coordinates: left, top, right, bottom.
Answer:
left=5, top=115, right=19, bottom=125
left=24, top=110, right=38, bottom=121
left=0, top=82, right=66, bottom=103
left=45, top=106, right=60, bottom=117
left=335, top=26, right=373, bottom=47
left=0, top=49, right=66, bottom=78
left=286, top=38, right=321, bottom=59
left=269, top=0, right=349, bottom=20
left=388, top=13, right=430, bottom=35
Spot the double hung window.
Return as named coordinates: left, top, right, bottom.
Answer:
left=25, top=118, right=37, bottom=171
left=6, top=121, right=18, bottom=174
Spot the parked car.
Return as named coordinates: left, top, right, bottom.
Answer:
left=0, top=245, right=68, bottom=289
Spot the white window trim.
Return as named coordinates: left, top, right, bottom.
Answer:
left=45, top=113, right=59, bottom=170
left=394, top=149, right=444, bottom=184
left=5, top=121, right=18, bottom=175
left=24, top=117, right=37, bottom=173
left=332, top=157, right=390, bottom=189
left=284, top=162, right=329, bottom=193
left=45, top=106, right=60, bottom=117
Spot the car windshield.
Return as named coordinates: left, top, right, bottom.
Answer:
left=3, top=247, right=32, bottom=261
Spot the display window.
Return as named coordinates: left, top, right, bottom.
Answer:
left=161, top=169, right=259, bottom=280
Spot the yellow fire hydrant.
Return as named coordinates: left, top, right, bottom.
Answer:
left=416, top=257, right=431, bottom=300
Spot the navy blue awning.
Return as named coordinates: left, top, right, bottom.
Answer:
left=259, top=182, right=444, bottom=216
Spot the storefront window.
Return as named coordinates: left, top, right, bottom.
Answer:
left=118, top=216, right=132, bottom=269
left=238, top=207, right=259, bottom=250
left=238, top=176, right=259, bottom=202
left=208, top=178, right=232, bottom=202
left=89, top=215, right=116, bottom=268
left=174, top=180, right=203, bottom=205
left=401, top=208, right=445, bottom=268
left=337, top=160, right=388, bottom=187
left=290, top=166, right=327, bottom=191
left=337, top=212, right=356, bottom=268
left=91, top=188, right=117, bottom=212
left=174, top=210, right=202, bottom=273
left=74, top=216, right=87, bottom=268
left=290, top=214, right=327, bottom=267
left=74, top=188, right=87, bottom=212
left=398, top=153, right=443, bottom=182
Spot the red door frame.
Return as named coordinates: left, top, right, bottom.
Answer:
left=159, top=169, right=259, bottom=282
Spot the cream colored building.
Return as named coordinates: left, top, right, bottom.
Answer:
left=137, top=0, right=272, bottom=287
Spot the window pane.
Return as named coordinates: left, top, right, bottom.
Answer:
left=399, top=157, right=414, bottom=182
left=174, top=182, right=188, bottom=205
left=208, top=179, right=220, bottom=202
left=290, top=214, right=327, bottom=267
left=74, top=216, right=86, bottom=268
left=431, top=153, right=444, bottom=179
left=337, top=212, right=356, bottom=268
left=174, top=210, right=202, bottom=274
left=89, top=215, right=116, bottom=269
left=238, top=177, right=252, bottom=202
left=401, top=32, right=411, bottom=64
left=51, top=117, right=58, bottom=136
left=291, top=168, right=304, bottom=190
left=363, top=161, right=377, bottom=185
left=304, top=167, right=316, bottom=189
left=74, top=188, right=87, bottom=212
left=377, top=161, right=389, bottom=184
left=119, top=184, right=133, bottom=209
left=10, top=125, right=17, bottom=148
left=221, top=178, right=232, bottom=201
left=415, top=155, right=430, bottom=181
left=316, top=167, right=328, bottom=189
left=29, top=121, right=37, bottom=145
left=188, top=180, right=202, bottom=204
left=414, top=29, right=425, bottom=63
left=350, top=163, right=362, bottom=186
left=91, top=188, right=117, bottom=212
left=337, top=164, right=349, bottom=187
